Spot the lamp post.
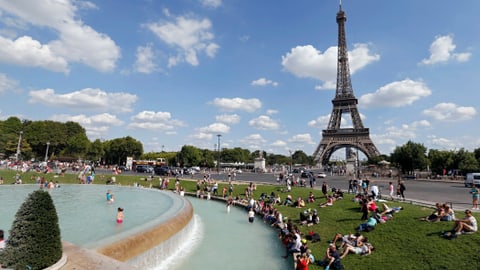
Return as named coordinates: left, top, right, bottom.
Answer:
left=15, top=131, right=23, bottom=162
left=217, top=134, right=222, bottom=173
left=44, top=142, right=50, bottom=162
left=289, top=150, right=293, bottom=173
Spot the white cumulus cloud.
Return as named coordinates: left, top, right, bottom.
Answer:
left=147, top=10, right=219, bottom=67
left=216, top=114, right=240, bottom=124
left=248, top=115, right=279, bottom=130
left=281, top=43, right=379, bottom=89
left=211, top=97, right=261, bottom=112
left=129, top=111, right=184, bottom=130
left=423, top=103, right=477, bottom=121
left=359, top=79, right=431, bottom=108
left=420, top=35, right=471, bottom=65
left=200, top=0, right=222, bottom=8
left=28, top=88, right=137, bottom=113
left=134, top=44, right=159, bottom=74
left=0, top=73, right=18, bottom=95
left=251, top=77, right=279, bottom=87
left=198, top=122, right=230, bottom=134
left=50, top=113, right=123, bottom=139
left=0, top=0, right=120, bottom=72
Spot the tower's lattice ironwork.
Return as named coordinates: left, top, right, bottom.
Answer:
left=313, top=4, right=380, bottom=166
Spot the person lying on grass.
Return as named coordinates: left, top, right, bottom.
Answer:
left=331, top=232, right=366, bottom=250
left=340, top=237, right=375, bottom=259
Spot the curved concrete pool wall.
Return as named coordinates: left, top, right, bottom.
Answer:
left=96, top=198, right=194, bottom=262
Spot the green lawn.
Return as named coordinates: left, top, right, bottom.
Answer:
left=2, top=170, right=480, bottom=270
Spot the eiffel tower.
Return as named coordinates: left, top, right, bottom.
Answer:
left=313, top=2, right=380, bottom=166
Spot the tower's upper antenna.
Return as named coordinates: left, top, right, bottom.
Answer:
left=339, top=0, right=342, bottom=10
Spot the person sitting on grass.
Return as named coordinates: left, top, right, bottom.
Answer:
left=332, top=188, right=344, bottom=200
left=451, top=209, right=477, bottom=236
left=419, top=203, right=444, bottom=222
left=320, top=244, right=344, bottom=270
left=284, top=194, right=293, bottom=206
left=294, top=197, right=306, bottom=208
left=282, top=233, right=302, bottom=259
left=320, top=195, right=335, bottom=208
left=307, top=191, right=316, bottom=203
left=295, top=253, right=310, bottom=270
left=441, top=205, right=455, bottom=221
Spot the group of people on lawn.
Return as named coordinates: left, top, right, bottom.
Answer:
left=419, top=202, right=478, bottom=236
left=215, top=175, right=477, bottom=270
left=251, top=181, right=384, bottom=270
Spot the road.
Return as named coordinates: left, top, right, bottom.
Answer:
left=188, top=171, right=474, bottom=211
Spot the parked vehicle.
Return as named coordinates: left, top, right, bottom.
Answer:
left=301, top=171, right=314, bottom=178
left=464, top=173, right=480, bottom=187
left=154, top=166, right=171, bottom=176
left=118, top=165, right=128, bottom=172
left=135, top=165, right=153, bottom=173
left=317, top=172, right=327, bottom=178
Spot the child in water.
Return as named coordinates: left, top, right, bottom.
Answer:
left=116, top=207, right=124, bottom=224
left=106, top=190, right=114, bottom=203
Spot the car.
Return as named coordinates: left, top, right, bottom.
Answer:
left=402, top=174, right=416, bottom=180
left=318, top=172, right=327, bottom=178
left=135, top=165, right=153, bottom=173
left=154, top=166, right=170, bottom=176
left=301, top=171, right=314, bottom=178
left=118, top=165, right=128, bottom=172
left=291, top=168, right=301, bottom=174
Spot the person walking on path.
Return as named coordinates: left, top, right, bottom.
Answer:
left=398, top=180, right=406, bottom=201
left=388, top=182, right=395, bottom=200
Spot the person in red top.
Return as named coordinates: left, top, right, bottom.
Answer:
left=295, top=253, right=309, bottom=270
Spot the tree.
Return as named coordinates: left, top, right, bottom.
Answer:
left=0, top=190, right=62, bottom=270
left=62, top=133, right=90, bottom=158
left=0, top=117, right=23, bottom=157
left=87, top=139, right=105, bottom=162
left=177, top=145, right=203, bottom=167
left=453, top=148, right=480, bottom=173
left=221, top=147, right=251, bottom=163
left=292, top=150, right=311, bottom=165
left=390, top=140, right=428, bottom=174
left=428, top=149, right=454, bottom=176
left=103, top=136, right=143, bottom=165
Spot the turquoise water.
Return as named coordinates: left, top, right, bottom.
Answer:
left=166, top=197, right=291, bottom=270
left=0, top=184, right=185, bottom=248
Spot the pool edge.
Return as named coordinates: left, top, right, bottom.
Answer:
left=96, top=197, right=194, bottom=261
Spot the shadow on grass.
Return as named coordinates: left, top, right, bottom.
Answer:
left=336, top=218, right=362, bottom=222
left=425, top=231, right=445, bottom=238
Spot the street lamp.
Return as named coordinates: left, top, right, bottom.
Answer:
left=217, top=134, right=222, bottom=173
left=15, top=131, right=23, bottom=162
left=289, top=150, right=293, bottom=173
left=44, top=142, right=50, bottom=162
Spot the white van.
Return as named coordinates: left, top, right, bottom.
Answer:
left=464, top=173, right=480, bottom=187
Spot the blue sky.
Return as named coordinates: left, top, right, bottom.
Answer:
left=0, top=0, right=478, bottom=159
